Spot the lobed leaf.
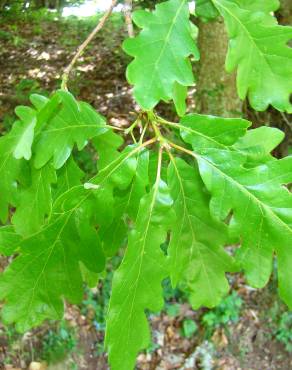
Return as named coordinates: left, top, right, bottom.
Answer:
left=196, top=0, right=219, bottom=21
left=123, top=0, right=199, bottom=115
left=212, top=0, right=292, bottom=112
left=167, top=157, right=235, bottom=308
left=0, top=211, right=101, bottom=332
left=179, top=114, right=292, bottom=308
left=99, top=149, right=150, bottom=257
left=0, top=226, right=21, bottom=256
left=106, top=176, right=175, bottom=370
left=12, top=162, right=57, bottom=237
left=0, top=123, right=29, bottom=222
left=33, top=90, right=107, bottom=169
left=13, top=106, right=37, bottom=160
left=0, top=143, right=142, bottom=331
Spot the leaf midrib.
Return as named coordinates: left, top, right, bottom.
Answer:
left=212, top=0, right=278, bottom=84
left=170, top=159, right=214, bottom=296
left=144, top=0, right=187, bottom=97
left=198, top=154, right=292, bottom=236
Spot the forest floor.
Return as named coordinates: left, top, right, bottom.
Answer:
left=0, top=11, right=291, bottom=370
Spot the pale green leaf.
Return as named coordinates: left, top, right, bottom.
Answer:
left=99, top=149, right=150, bottom=257
left=234, top=126, right=285, bottom=165
left=123, top=0, right=199, bottom=114
left=33, top=90, right=107, bottom=169
left=13, top=106, right=36, bottom=160
left=0, top=123, right=29, bottom=222
left=12, top=162, right=57, bottom=237
left=106, top=178, right=175, bottom=370
left=196, top=0, right=219, bottom=20
left=93, top=129, right=124, bottom=170
left=0, top=216, right=87, bottom=331
left=212, top=0, right=292, bottom=112
left=53, top=157, right=84, bottom=200
left=179, top=113, right=250, bottom=150
left=168, top=157, right=234, bottom=308
left=0, top=144, right=142, bottom=331
left=179, top=114, right=292, bottom=308
left=0, top=226, right=21, bottom=256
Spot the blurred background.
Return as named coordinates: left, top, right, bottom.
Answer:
left=0, top=1, right=291, bottom=369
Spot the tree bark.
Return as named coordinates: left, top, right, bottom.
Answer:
left=195, top=17, right=242, bottom=118
left=277, top=0, right=292, bottom=25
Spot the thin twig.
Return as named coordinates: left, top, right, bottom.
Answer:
left=61, top=0, right=118, bottom=90
left=123, top=0, right=134, bottom=38
left=105, top=124, right=125, bottom=132
left=280, top=112, right=292, bottom=131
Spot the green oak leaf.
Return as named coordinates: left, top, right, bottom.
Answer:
left=99, top=149, right=150, bottom=257
left=53, top=157, right=84, bottom=200
left=12, top=162, right=57, bottom=237
left=0, top=226, right=21, bottom=256
left=196, top=0, right=219, bottom=21
left=123, top=0, right=199, bottom=115
left=89, top=145, right=139, bottom=230
left=178, top=113, right=250, bottom=150
left=179, top=114, right=292, bottom=308
left=0, top=122, right=30, bottom=222
left=167, top=157, right=235, bottom=308
left=0, top=144, right=140, bottom=332
left=33, top=90, right=107, bottom=169
left=0, top=211, right=100, bottom=332
left=106, top=178, right=175, bottom=370
left=212, top=0, right=292, bottom=112
left=93, top=129, right=124, bottom=170
left=13, top=106, right=37, bottom=160
left=234, top=126, right=285, bottom=165
left=169, top=114, right=284, bottom=165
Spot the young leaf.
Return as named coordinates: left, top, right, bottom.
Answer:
left=0, top=143, right=143, bottom=331
left=0, top=226, right=21, bottom=256
left=167, top=157, right=235, bottom=308
left=93, top=129, right=124, bottom=170
left=99, top=149, right=150, bottom=257
left=0, top=212, right=98, bottom=332
left=212, top=0, right=292, bottom=112
left=196, top=0, right=219, bottom=21
left=89, top=144, right=139, bottom=230
left=234, top=126, right=285, bottom=165
left=33, top=90, right=107, bottom=169
left=106, top=157, right=175, bottom=370
left=175, top=114, right=283, bottom=164
left=12, top=162, right=57, bottom=236
left=53, top=157, right=84, bottom=200
left=0, top=123, right=29, bottom=222
left=179, top=113, right=250, bottom=150
left=13, top=106, right=36, bottom=160
left=178, top=114, right=292, bottom=307
left=123, top=0, right=199, bottom=115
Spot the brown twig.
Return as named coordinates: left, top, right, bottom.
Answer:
left=280, top=112, right=292, bottom=131
left=124, top=0, right=134, bottom=38
left=61, top=0, right=118, bottom=90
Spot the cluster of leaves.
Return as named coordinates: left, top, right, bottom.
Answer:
left=126, top=0, right=292, bottom=114
left=0, top=0, right=291, bottom=369
left=202, top=291, right=243, bottom=337
left=41, top=319, right=78, bottom=364
left=268, top=301, right=292, bottom=352
left=275, top=312, right=292, bottom=352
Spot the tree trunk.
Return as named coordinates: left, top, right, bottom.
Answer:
left=195, top=17, right=242, bottom=118
left=277, top=0, right=292, bottom=25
